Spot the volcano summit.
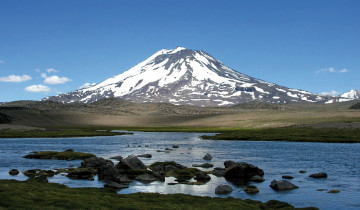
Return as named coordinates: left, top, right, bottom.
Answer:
left=45, top=47, right=339, bottom=106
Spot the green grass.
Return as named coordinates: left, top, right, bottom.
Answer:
left=0, top=128, right=130, bottom=138
left=23, top=149, right=95, bottom=160
left=0, top=179, right=317, bottom=209
left=201, top=127, right=360, bottom=143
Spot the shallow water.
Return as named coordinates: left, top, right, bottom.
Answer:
left=1, top=131, right=359, bottom=210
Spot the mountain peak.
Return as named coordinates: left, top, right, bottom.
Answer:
left=341, top=89, right=360, bottom=99
left=45, top=48, right=340, bottom=106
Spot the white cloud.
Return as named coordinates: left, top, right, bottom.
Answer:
left=339, top=68, right=349, bottom=73
left=0, top=75, right=32, bottom=82
left=316, top=67, right=349, bottom=74
left=44, top=75, right=71, bottom=84
left=25, top=84, right=51, bottom=93
left=79, top=82, right=96, bottom=89
left=46, top=68, right=58, bottom=73
left=320, top=90, right=340, bottom=96
left=0, top=60, right=5, bottom=64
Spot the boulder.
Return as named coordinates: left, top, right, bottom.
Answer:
left=299, top=170, right=307, bottom=173
left=8, top=169, right=19, bottom=176
left=98, top=163, right=118, bottom=181
left=135, top=173, right=158, bottom=182
left=137, top=154, right=152, bottom=158
left=116, top=154, right=147, bottom=170
left=250, top=175, right=265, bottom=182
left=224, top=160, right=236, bottom=168
left=192, top=163, right=214, bottom=168
left=215, top=185, right=233, bottom=194
left=172, top=145, right=179, bottom=148
left=67, top=167, right=97, bottom=180
left=104, top=181, right=129, bottom=190
left=328, top=189, right=340, bottom=193
left=111, top=174, right=132, bottom=183
left=270, top=180, right=299, bottom=191
left=81, top=157, right=113, bottom=169
left=203, top=153, right=212, bottom=160
left=149, top=161, right=187, bottom=174
left=194, top=172, right=211, bottom=182
left=309, top=172, right=327, bottom=178
left=23, top=169, right=55, bottom=178
left=224, top=162, right=264, bottom=182
left=244, top=185, right=259, bottom=194
left=282, top=175, right=294, bottom=179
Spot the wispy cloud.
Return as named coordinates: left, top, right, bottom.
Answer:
left=25, top=84, right=51, bottom=93
left=320, top=90, right=340, bottom=96
left=44, top=75, right=71, bottom=84
left=79, top=82, right=96, bottom=89
left=0, top=75, right=32, bottom=82
left=316, top=67, right=349, bottom=74
left=46, top=68, right=58, bottom=73
left=0, top=60, right=5, bottom=64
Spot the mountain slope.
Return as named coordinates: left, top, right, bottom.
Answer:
left=45, top=47, right=342, bottom=106
left=341, top=89, right=360, bottom=100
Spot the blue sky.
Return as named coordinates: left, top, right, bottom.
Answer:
left=0, top=0, right=359, bottom=102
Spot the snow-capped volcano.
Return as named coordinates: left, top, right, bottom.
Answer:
left=341, top=89, right=360, bottom=100
left=45, top=47, right=339, bottom=106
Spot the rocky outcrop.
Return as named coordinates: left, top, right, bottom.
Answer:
left=67, top=167, right=97, bottom=180
left=116, top=154, right=147, bottom=170
left=98, top=163, right=118, bottom=181
left=215, top=185, right=233, bottom=194
left=81, top=157, right=113, bottom=169
left=224, top=160, right=236, bottom=168
left=270, top=180, right=299, bottom=191
left=8, top=169, right=19, bottom=176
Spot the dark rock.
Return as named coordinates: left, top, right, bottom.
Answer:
left=67, top=167, right=97, bottom=180
left=328, top=189, right=340, bottom=193
left=149, top=161, right=187, bottom=175
left=137, top=154, right=152, bottom=158
left=224, top=162, right=264, bottom=182
left=282, top=175, right=294, bottom=179
left=9, top=169, right=19, bottom=176
left=213, top=167, right=226, bottom=176
left=109, top=156, right=123, bottom=161
left=309, top=172, right=327, bottom=178
left=215, top=185, right=233, bottom=194
left=250, top=175, right=265, bottom=182
left=104, top=181, right=129, bottom=190
left=116, top=154, right=147, bottom=170
left=270, top=180, right=299, bottom=191
left=165, top=148, right=173, bottom=151
left=23, top=169, right=55, bottom=178
left=192, top=163, right=214, bottom=168
left=27, top=176, right=48, bottom=183
left=98, top=163, right=118, bottom=181
left=244, top=185, right=259, bottom=194
left=203, top=153, right=212, bottom=160
left=194, top=172, right=211, bottom=182
left=111, top=174, right=132, bottom=183
left=224, top=160, right=236, bottom=168
left=172, top=145, right=179, bottom=148
left=81, top=157, right=113, bottom=169
left=135, top=173, right=158, bottom=182
left=299, top=170, right=307, bottom=173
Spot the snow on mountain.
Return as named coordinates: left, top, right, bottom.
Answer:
left=44, top=47, right=339, bottom=106
left=341, top=89, right=360, bottom=100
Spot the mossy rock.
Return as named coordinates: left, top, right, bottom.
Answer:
left=23, top=150, right=95, bottom=160
left=244, top=185, right=259, bottom=194
left=166, top=168, right=200, bottom=180
left=149, top=161, right=178, bottom=169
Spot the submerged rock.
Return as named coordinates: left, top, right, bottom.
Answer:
left=215, top=185, right=233, bottom=194
left=282, top=175, right=294, bottom=179
left=244, top=185, right=260, bottom=194
left=137, top=154, right=152, bottom=158
left=224, top=162, right=264, bottom=183
left=213, top=167, right=226, bottom=177
left=250, top=175, right=265, bottom=182
left=192, top=163, right=214, bottom=168
left=172, top=145, right=179, bottom=148
left=270, top=180, right=299, bottom=191
left=309, top=172, right=327, bottom=178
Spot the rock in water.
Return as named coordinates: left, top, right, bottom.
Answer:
left=224, top=160, right=236, bottom=168
left=81, top=157, right=113, bottom=169
left=270, top=180, right=299, bottom=191
left=117, top=154, right=147, bottom=170
left=192, top=163, right=214, bottom=168
left=8, top=169, right=19, bottom=176
left=244, top=185, right=260, bottom=194
left=98, top=163, right=118, bottom=181
left=135, top=173, right=158, bottom=182
left=194, top=172, right=211, bottom=182
left=203, top=153, right=212, bottom=160
left=309, top=172, right=327, bottom=178
left=250, top=175, right=265, bottom=182
left=282, top=175, right=294, bottom=179
left=104, top=181, right=129, bottom=190
left=224, top=162, right=264, bottom=182
left=137, top=154, right=152, bottom=158
left=215, top=185, right=233, bottom=194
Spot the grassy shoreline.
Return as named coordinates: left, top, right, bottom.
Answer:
left=1, top=125, right=360, bottom=143
left=0, top=179, right=317, bottom=209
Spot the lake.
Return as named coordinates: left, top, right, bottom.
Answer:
left=1, top=131, right=359, bottom=209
